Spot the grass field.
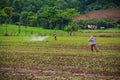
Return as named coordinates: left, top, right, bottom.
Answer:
left=0, top=25, right=120, bottom=80
left=0, top=24, right=120, bottom=36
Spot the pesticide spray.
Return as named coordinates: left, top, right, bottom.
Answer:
left=31, top=36, right=48, bottom=41
left=24, top=35, right=48, bottom=41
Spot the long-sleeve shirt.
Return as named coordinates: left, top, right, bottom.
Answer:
left=89, top=37, right=96, bottom=44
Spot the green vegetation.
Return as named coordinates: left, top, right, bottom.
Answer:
left=0, top=24, right=64, bottom=36
left=0, top=0, right=120, bottom=79
left=0, top=24, right=120, bottom=36
left=0, top=0, right=120, bottom=30
left=0, top=25, right=120, bottom=79
left=78, top=18, right=118, bottom=29
left=0, top=33, right=120, bottom=79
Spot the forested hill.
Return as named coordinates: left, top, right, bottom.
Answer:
left=0, top=0, right=120, bottom=30
left=0, top=0, right=120, bottom=13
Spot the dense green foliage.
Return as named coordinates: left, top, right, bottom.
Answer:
left=0, top=0, right=120, bottom=30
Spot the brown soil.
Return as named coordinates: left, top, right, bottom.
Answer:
left=0, top=54, right=120, bottom=80
left=73, top=9, right=120, bottom=21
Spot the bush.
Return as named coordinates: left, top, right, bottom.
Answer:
left=77, top=18, right=117, bottom=29
left=64, top=20, right=79, bottom=31
left=64, top=25, right=71, bottom=31
left=117, top=24, right=120, bottom=28
left=117, top=19, right=120, bottom=24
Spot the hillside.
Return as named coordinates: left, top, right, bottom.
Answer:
left=73, top=9, right=120, bottom=21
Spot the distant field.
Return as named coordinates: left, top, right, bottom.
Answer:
left=0, top=24, right=120, bottom=80
left=0, top=24, right=63, bottom=36
left=0, top=24, right=120, bottom=37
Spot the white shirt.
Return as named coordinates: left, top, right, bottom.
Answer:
left=89, top=37, right=96, bottom=44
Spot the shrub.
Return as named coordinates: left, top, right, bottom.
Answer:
left=117, top=24, right=120, bottom=29
left=77, top=18, right=117, bottom=29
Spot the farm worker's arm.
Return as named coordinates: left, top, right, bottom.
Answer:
left=88, top=35, right=93, bottom=42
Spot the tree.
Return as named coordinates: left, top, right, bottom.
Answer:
left=0, top=0, right=10, bottom=9
left=11, top=12, right=20, bottom=24
left=55, top=0, right=67, bottom=10
left=62, top=8, right=79, bottom=19
left=12, top=0, right=23, bottom=13
left=64, top=20, right=79, bottom=36
left=37, top=6, right=59, bottom=29
left=37, top=7, right=79, bottom=30
left=0, top=10, right=6, bottom=25
left=28, top=14, right=37, bottom=27
left=1, top=0, right=119, bottom=30
left=20, top=11, right=28, bottom=25
left=3, top=7, right=13, bottom=35
left=20, top=11, right=29, bottom=34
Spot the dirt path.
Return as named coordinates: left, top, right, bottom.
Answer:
left=0, top=67, right=120, bottom=80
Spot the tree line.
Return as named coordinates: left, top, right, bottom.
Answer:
left=0, top=0, right=120, bottom=31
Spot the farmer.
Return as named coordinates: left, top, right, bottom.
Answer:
left=88, top=35, right=99, bottom=52
left=53, top=31, right=57, bottom=40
